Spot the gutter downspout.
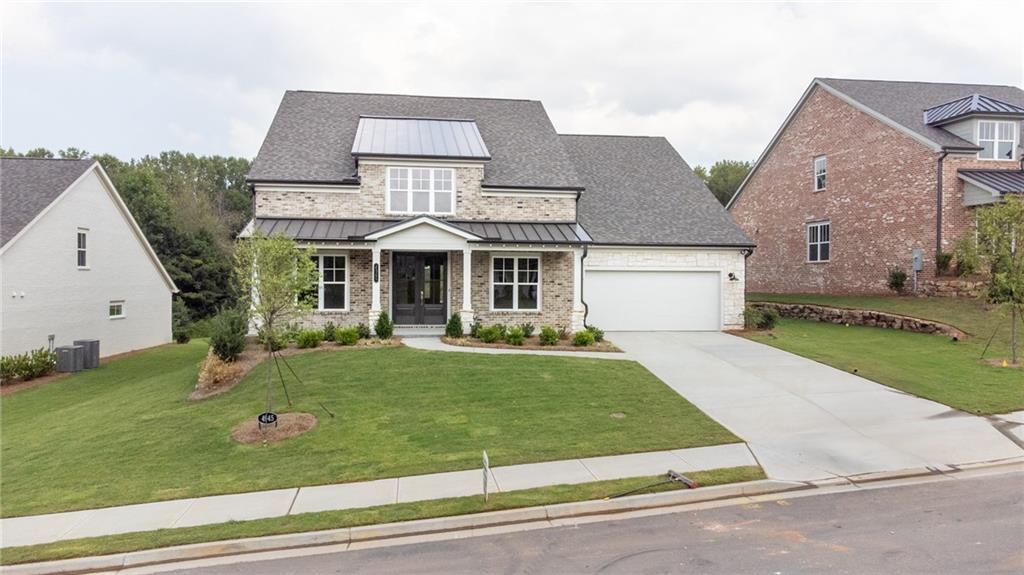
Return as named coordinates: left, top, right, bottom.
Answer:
left=935, top=151, right=948, bottom=263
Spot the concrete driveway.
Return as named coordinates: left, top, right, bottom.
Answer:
left=614, top=332, right=1023, bottom=481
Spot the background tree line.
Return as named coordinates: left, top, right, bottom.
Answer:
left=3, top=147, right=252, bottom=320
left=693, top=159, right=752, bottom=206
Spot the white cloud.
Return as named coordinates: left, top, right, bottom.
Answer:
left=2, top=2, right=1021, bottom=166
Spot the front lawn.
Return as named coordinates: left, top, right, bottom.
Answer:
left=1, top=341, right=737, bottom=517
left=744, top=294, right=1023, bottom=414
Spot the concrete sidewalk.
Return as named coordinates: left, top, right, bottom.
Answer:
left=0, top=443, right=756, bottom=549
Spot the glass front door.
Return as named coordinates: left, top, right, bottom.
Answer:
left=392, top=253, right=447, bottom=325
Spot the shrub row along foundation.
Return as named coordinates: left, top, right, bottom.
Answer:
left=751, top=302, right=967, bottom=339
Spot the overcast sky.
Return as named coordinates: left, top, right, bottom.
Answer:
left=3, top=1, right=1022, bottom=168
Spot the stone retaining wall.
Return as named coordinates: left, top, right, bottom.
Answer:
left=752, top=302, right=967, bottom=339
left=917, top=277, right=986, bottom=298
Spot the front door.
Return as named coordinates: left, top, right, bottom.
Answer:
left=392, top=253, right=448, bottom=325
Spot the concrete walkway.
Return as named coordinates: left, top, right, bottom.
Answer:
left=612, top=332, right=1024, bottom=482
left=0, top=444, right=756, bottom=549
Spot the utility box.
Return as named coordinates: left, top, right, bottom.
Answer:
left=73, top=339, right=100, bottom=369
left=56, top=345, right=85, bottom=373
left=911, top=249, right=924, bottom=272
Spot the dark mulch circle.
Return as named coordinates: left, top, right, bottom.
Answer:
left=231, top=412, right=318, bottom=444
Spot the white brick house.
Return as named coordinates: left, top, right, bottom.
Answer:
left=241, top=92, right=752, bottom=332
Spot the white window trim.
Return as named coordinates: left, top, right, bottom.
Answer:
left=313, top=254, right=349, bottom=312
left=806, top=221, right=831, bottom=263
left=77, top=228, right=89, bottom=269
left=976, top=120, right=1019, bottom=162
left=813, top=156, right=827, bottom=191
left=109, top=300, right=125, bottom=319
left=489, top=254, right=542, bottom=312
left=385, top=167, right=456, bottom=216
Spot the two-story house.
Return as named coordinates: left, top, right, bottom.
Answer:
left=241, top=91, right=752, bottom=332
left=728, top=78, right=1024, bottom=294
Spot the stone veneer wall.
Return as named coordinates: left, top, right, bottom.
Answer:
left=297, top=250, right=372, bottom=329
left=471, top=251, right=575, bottom=329
left=255, top=164, right=576, bottom=222
left=752, top=302, right=967, bottom=339
left=584, top=248, right=746, bottom=329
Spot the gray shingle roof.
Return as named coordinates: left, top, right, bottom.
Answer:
left=352, top=116, right=491, bottom=160
left=1, top=157, right=95, bottom=247
left=924, top=94, right=1024, bottom=126
left=818, top=78, right=1024, bottom=150
left=249, top=91, right=582, bottom=189
left=958, top=169, right=1024, bottom=194
left=561, top=135, right=753, bottom=247
left=247, top=217, right=591, bottom=244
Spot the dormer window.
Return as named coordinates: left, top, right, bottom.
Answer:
left=978, top=120, right=1017, bottom=161
left=387, top=167, right=455, bottom=215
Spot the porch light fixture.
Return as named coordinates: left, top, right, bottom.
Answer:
left=728, top=273, right=739, bottom=282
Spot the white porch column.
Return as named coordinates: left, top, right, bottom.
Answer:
left=571, top=248, right=585, bottom=332
left=461, top=248, right=474, bottom=333
left=370, top=247, right=382, bottom=325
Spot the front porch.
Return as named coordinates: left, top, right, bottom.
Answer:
left=262, top=216, right=589, bottom=334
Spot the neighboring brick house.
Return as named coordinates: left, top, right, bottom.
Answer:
left=728, top=78, right=1024, bottom=294
left=241, top=91, right=752, bottom=332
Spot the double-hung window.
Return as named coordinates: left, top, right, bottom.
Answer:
left=807, top=221, right=831, bottom=263
left=492, top=256, right=540, bottom=311
left=978, top=120, right=1017, bottom=161
left=387, top=167, right=454, bottom=214
left=311, top=255, right=347, bottom=310
left=813, top=156, right=827, bottom=191
left=77, top=229, right=88, bottom=268
left=109, top=300, right=125, bottom=319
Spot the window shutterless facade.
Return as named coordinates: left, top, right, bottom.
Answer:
left=491, top=255, right=540, bottom=311
left=813, top=156, right=827, bottom=191
left=978, top=120, right=1018, bottom=161
left=386, top=167, right=455, bottom=215
left=807, top=221, right=831, bottom=262
left=109, top=300, right=125, bottom=319
left=77, top=229, right=88, bottom=268
left=311, top=255, right=348, bottom=311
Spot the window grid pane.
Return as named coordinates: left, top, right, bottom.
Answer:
left=807, top=223, right=831, bottom=262
left=387, top=167, right=454, bottom=214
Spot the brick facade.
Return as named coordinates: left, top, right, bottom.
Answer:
left=729, top=86, right=1015, bottom=295
left=255, top=163, right=577, bottom=222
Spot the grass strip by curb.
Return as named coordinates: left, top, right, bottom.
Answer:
left=1, top=466, right=764, bottom=566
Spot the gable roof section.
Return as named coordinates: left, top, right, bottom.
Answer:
left=352, top=116, right=491, bottom=160
left=1, top=157, right=94, bottom=246
left=728, top=78, right=1024, bottom=209
left=924, top=94, right=1024, bottom=126
left=249, top=91, right=582, bottom=190
left=562, top=135, right=752, bottom=247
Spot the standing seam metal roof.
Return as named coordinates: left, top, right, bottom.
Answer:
left=958, top=169, right=1024, bottom=194
left=249, top=217, right=591, bottom=244
left=351, top=117, right=491, bottom=159
left=924, top=94, right=1024, bottom=126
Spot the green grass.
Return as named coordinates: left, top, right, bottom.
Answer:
left=745, top=318, right=1023, bottom=415
left=0, top=466, right=765, bottom=566
left=1, top=342, right=738, bottom=518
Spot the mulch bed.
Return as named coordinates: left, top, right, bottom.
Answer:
left=231, top=412, right=318, bottom=444
left=188, top=337, right=403, bottom=401
left=441, top=336, right=622, bottom=353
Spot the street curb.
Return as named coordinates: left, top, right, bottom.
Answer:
left=0, top=479, right=806, bottom=575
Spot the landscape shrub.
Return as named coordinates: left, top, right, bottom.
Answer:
left=954, top=236, right=980, bottom=277
left=322, top=322, right=337, bottom=342
left=744, top=305, right=780, bottom=330
left=477, top=326, right=503, bottom=343
left=446, top=313, right=464, bottom=338
left=295, top=330, right=323, bottom=349
left=505, top=326, right=525, bottom=346
left=172, top=299, right=192, bottom=344
left=585, top=325, right=605, bottom=342
left=887, top=267, right=908, bottom=294
left=282, top=322, right=303, bottom=343
left=572, top=330, right=596, bottom=347
left=356, top=323, right=372, bottom=340
left=256, top=327, right=286, bottom=352
left=209, top=307, right=249, bottom=361
left=558, top=326, right=572, bottom=340
left=375, top=312, right=394, bottom=340
left=470, top=320, right=483, bottom=338
left=1, top=348, right=57, bottom=382
left=936, top=251, right=953, bottom=275
left=517, top=323, right=535, bottom=338
left=539, top=326, right=559, bottom=346
left=492, top=324, right=508, bottom=338
left=335, top=327, right=360, bottom=346
left=188, top=318, right=213, bottom=339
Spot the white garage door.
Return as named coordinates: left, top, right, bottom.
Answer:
left=585, top=270, right=721, bottom=331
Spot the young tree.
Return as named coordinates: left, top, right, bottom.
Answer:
left=977, top=197, right=1024, bottom=364
left=233, top=233, right=318, bottom=352
left=693, top=159, right=752, bottom=205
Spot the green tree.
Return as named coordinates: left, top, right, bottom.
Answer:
left=976, top=197, right=1024, bottom=363
left=694, top=159, right=752, bottom=205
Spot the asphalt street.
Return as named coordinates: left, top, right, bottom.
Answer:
left=161, top=471, right=1024, bottom=574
